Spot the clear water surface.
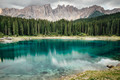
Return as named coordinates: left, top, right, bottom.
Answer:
left=0, top=39, right=120, bottom=80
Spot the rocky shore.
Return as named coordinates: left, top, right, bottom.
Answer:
left=61, top=63, right=120, bottom=80
left=0, top=36, right=120, bottom=43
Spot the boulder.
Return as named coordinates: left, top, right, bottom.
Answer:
left=116, top=63, right=120, bottom=67
left=106, top=65, right=114, bottom=69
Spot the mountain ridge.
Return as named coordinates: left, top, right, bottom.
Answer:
left=0, top=4, right=120, bottom=21
left=88, top=11, right=104, bottom=18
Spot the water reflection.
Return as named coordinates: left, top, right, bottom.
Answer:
left=0, top=39, right=120, bottom=79
left=0, top=39, right=120, bottom=61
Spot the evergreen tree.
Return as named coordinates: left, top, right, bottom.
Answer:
left=12, top=21, right=16, bottom=35
left=0, top=12, right=120, bottom=36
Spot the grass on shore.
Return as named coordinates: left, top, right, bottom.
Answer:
left=3, top=35, right=120, bottom=40
left=62, top=67, right=120, bottom=80
left=1, top=35, right=120, bottom=43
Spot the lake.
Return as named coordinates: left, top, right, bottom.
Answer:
left=0, top=39, right=120, bottom=80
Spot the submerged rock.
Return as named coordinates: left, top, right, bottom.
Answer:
left=41, top=71, right=48, bottom=74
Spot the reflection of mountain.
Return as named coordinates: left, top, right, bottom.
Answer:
left=0, top=39, right=120, bottom=61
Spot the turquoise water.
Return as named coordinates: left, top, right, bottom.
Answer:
left=0, top=39, right=120, bottom=80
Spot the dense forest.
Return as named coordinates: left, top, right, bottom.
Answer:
left=0, top=12, right=120, bottom=36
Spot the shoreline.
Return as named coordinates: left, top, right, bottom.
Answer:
left=0, top=36, right=120, bottom=43
left=61, top=65, right=120, bottom=80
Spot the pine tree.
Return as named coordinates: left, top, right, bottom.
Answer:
left=68, top=22, right=72, bottom=36
left=20, top=22, right=24, bottom=35
left=8, top=20, right=11, bottom=36
left=12, top=21, right=16, bottom=35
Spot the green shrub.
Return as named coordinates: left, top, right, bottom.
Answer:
left=78, top=33, right=87, bottom=36
left=0, top=32, right=4, bottom=38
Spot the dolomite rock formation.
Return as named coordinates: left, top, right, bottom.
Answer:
left=1, top=4, right=120, bottom=21
left=0, top=8, right=2, bottom=14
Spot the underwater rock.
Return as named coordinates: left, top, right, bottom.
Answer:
left=41, top=71, right=48, bottom=74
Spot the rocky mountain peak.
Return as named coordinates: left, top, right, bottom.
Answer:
left=23, top=4, right=52, bottom=10
left=56, top=5, right=66, bottom=9
left=0, top=4, right=120, bottom=21
left=44, top=4, right=51, bottom=7
left=89, top=5, right=104, bottom=12
left=90, top=5, right=102, bottom=8
left=0, top=8, right=2, bottom=14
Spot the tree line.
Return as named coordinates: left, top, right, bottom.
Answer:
left=0, top=12, right=120, bottom=36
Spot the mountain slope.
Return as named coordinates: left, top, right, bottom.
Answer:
left=75, top=12, right=120, bottom=22
left=0, top=4, right=120, bottom=21
left=88, top=11, right=104, bottom=18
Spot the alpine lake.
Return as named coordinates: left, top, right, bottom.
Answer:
left=0, top=39, right=120, bottom=80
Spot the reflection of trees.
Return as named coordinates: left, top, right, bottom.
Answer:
left=0, top=40, right=120, bottom=61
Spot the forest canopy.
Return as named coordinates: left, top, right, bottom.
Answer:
left=0, top=12, right=120, bottom=36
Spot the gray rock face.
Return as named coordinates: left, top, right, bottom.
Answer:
left=1, top=4, right=120, bottom=21
left=53, top=5, right=79, bottom=21
left=0, top=8, right=3, bottom=14
left=116, top=63, right=120, bottom=67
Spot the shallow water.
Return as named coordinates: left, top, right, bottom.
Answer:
left=0, top=39, right=120, bottom=80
